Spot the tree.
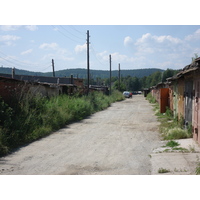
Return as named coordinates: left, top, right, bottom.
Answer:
left=162, top=69, right=178, bottom=82
left=192, top=53, right=199, bottom=63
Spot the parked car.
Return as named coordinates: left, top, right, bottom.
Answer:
left=123, top=91, right=132, bottom=98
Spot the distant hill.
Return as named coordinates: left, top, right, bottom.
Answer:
left=0, top=67, right=164, bottom=79
left=0, top=67, right=45, bottom=76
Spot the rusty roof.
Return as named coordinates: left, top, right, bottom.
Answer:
left=167, top=57, right=200, bottom=82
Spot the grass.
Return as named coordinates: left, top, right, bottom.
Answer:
left=146, top=93, right=192, bottom=140
left=165, top=140, right=180, bottom=148
left=158, top=168, right=170, bottom=173
left=146, top=92, right=157, bottom=104
left=0, top=90, right=124, bottom=156
left=196, top=156, right=200, bottom=175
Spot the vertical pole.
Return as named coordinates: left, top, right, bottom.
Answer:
left=70, top=74, right=73, bottom=84
left=52, top=59, right=55, bottom=77
left=109, top=54, right=112, bottom=95
left=12, top=67, right=15, bottom=79
left=118, top=63, right=120, bottom=91
left=87, top=30, right=90, bottom=95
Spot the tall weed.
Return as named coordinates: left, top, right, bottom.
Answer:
left=0, top=90, right=124, bottom=156
left=146, top=93, right=192, bottom=140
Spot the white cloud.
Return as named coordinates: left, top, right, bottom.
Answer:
left=0, top=25, right=38, bottom=32
left=135, top=33, right=182, bottom=45
left=156, top=35, right=182, bottom=44
left=0, top=34, right=20, bottom=45
left=124, top=36, right=133, bottom=46
left=21, top=49, right=33, bottom=55
left=0, top=35, right=20, bottom=41
left=0, top=25, right=21, bottom=31
left=97, top=50, right=109, bottom=61
left=111, top=52, right=129, bottom=62
left=185, top=29, right=200, bottom=41
left=97, top=50, right=133, bottom=64
left=25, top=25, right=38, bottom=31
left=134, top=32, right=184, bottom=57
left=39, top=42, right=74, bottom=62
left=39, top=42, right=58, bottom=50
left=75, top=43, right=87, bottom=53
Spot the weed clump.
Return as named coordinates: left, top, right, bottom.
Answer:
left=165, top=140, right=180, bottom=148
left=164, top=128, right=191, bottom=140
left=146, top=93, right=192, bottom=140
left=146, top=92, right=156, bottom=103
left=158, top=168, right=170, bottom=173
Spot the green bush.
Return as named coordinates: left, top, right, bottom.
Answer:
left=146, top=93, right=156, bottom=103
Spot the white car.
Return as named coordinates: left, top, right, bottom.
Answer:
left=123, top=91, right=130, bottom=98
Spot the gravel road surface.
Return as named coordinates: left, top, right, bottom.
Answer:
left=0, top=95, right=161, bottom=175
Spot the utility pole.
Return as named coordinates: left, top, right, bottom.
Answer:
left=52, top=59, right=55, bottom=77
left=109, top=54, right=112, bottom=95
left=86, top=30, right=90, bottom=95
left=118, top=63, right=121, bottom=91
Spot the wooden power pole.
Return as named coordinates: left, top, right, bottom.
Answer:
left=109, top=54, right=112, bottom=95
left=52, top=59, right=55, bottom=77
left=87, top=30, right=90, bottom=94
left=118, top=63, right=121, bottom=91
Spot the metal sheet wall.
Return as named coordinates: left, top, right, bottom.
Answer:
left=184, top=80, right=193, bottom=125
left=160, top=88, right=169, bottom=113
left=177, top=79, right=185, bottom=120
left=193, top=78, right=200, bottom=143
left=173, top=82, right=178, bottom=118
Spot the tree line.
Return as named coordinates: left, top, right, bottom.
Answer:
left=88, top=68, right=178, bottom=92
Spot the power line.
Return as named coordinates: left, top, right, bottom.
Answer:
left=60, top=25, right=85, bottom=40
left=0, top=51, right=51, bottom=71
left=0, top=50, right=50, bottom=68
left=69, top=25, right=85, bottom=36
left=90, top=45, right=106, bottom=66
left=89, top=36, right=107, bottom=67
left=51, top=25, right=83, bottom=43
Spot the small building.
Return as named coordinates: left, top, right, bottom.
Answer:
left=166, top=57, right=200, bottom=144
left=0, top=71, right=85, bottom=103
left=89, top=85, right=109, bottom=95
left=0, top=76, right=78, bottom=105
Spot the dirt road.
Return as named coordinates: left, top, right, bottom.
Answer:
left=0, top=95, right=161, bottom=175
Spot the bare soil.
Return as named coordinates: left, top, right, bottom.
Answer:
left=0, top=95, right=161, bottom=175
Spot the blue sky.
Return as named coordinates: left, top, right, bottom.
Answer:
left=0, top=25, right=200, bottom=72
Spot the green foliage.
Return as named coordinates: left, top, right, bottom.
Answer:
left=155, top=107, right=192, bottom=140
left=146, top=93, right=156, bottom=104
left=196, top=157, right=200, bottom=175
left=158, top=168, right=170, bottom=173
left=0, top=90, right=124, bottom=156
left=165, top=140, right=180, bottom=148
left=164, top=128, right=191, bottom=140
left=146, top=94, right=192, bottom=141
left=162, top=68, right=178, bottom=82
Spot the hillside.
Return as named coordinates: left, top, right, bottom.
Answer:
left=0, top=67, right=164, bottom=79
